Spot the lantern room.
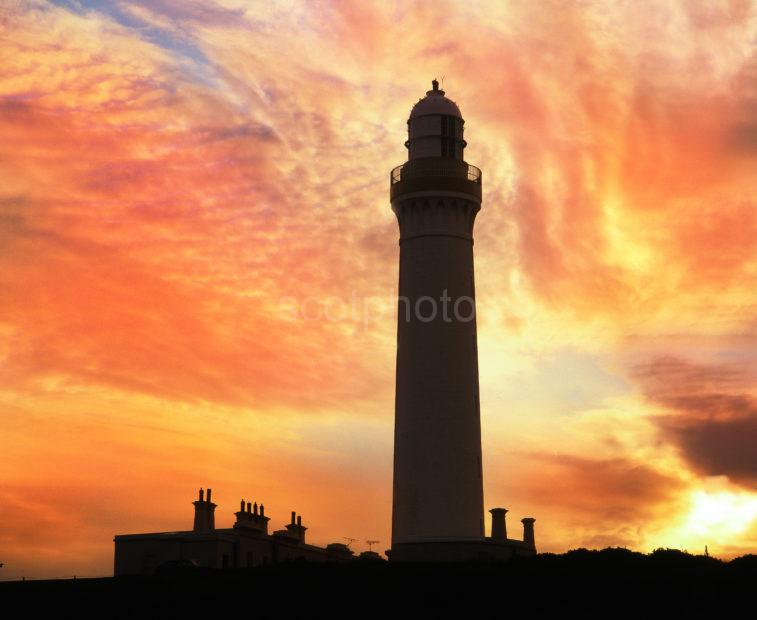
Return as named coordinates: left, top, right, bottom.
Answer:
left=405, top=79, right=467, bottom=161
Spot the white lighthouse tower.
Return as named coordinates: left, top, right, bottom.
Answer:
left=389, top=81, right=536, bottom=561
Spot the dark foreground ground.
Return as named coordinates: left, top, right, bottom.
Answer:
left=1, top=548, right=755, bottom=618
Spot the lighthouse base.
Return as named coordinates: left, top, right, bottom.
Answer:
left=388, top=539, right=536, bottom=563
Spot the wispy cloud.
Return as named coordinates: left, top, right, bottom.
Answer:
left=1, top=0, right=755, bottom=576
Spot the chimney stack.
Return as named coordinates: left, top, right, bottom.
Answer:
left=489, top=508, right=508, bottom=541
left=234, top=497, right=269, bottom=533
left=235, top=499, right=250, bottom=524
left=286, top=512, right=307, bottom=543
left=521, top=517, right=536, bottom=549
left=192, top=486, right=217, bottom=532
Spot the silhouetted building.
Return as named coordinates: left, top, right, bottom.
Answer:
left=114, top=488, right=355, bottom=575
left=389, top=81, right=536, bottom=561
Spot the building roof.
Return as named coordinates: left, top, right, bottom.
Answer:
left=409, top=80, right=462, bottom=120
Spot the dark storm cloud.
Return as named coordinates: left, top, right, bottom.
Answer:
left=632, top=356, right=757, bottom=486
left=659, top=415, right=757, bottom=486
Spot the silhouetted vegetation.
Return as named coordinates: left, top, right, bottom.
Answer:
left=2, top=549, right=754, bottom=617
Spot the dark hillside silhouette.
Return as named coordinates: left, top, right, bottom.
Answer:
left=2, top=548, right=754, bottom=617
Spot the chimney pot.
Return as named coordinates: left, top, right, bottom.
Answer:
left=489, top=507, right=508, bottom=541
left=297, top=515, right=302, bottom=527
left=199, top=488, right=204, bottom=502
left=246, top=502, right=252, bottom=513
left=291, top=511, right=296, bottom=525
left=206, top=488, right=212, bottom=503
left=521, top=517, right=536, bottom=548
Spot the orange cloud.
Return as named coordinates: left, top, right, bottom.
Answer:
left=1, top=0, right=755, bottom=577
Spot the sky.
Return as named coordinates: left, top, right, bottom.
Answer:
left=0, top=0, right=756, bottom=579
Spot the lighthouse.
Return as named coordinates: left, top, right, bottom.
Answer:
left=389, top=81, right=536, bottom=561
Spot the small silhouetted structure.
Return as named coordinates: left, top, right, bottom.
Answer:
left=359, top=540, right=385, bottom=562
left=113, top=488, right=362, bottom=576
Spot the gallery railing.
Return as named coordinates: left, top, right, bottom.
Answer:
left=391, top=160, right=482, bottom=185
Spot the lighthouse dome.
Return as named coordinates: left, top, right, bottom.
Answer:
left=409, top=80, right=462, bottom=119
left=405, top=80, right=466, bottom=160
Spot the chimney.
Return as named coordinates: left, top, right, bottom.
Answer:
left=235, top=498, right=271, bottom=532
left=193, top=486, right=217, bottom=532
left=193, top=488, right=206, bottom=532
left=286, top=512, right=306, bottom=543
left=489, top=508, right=508, bottom=541
left=207, top=489, right=215, bottom=530
left=235, top=499, right=249, bottom=526
left=255, top=503, right=269, bottom=534
left=521, top=517, right=536, bottom=548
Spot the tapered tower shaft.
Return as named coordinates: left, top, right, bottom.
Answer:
left=390, top=81, right=484, bottom=551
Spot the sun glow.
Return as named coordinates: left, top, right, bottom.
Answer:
left=684, top=491, right=757, bottom=537
left=649, top=489, right=757, bottom=556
